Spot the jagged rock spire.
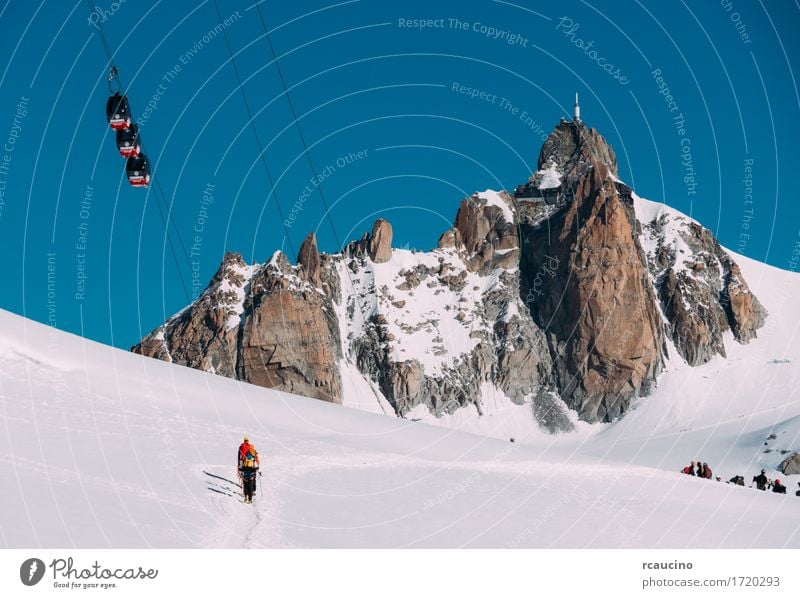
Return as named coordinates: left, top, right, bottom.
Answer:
left=297, top=232, right=321, bottom=287
left=368, top=219, right=393, bottom=263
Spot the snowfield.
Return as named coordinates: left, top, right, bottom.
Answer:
left=2, top=229, right=800, bottom=547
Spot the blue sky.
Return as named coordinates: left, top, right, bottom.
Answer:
left=0, top=0, right=797, bottom=348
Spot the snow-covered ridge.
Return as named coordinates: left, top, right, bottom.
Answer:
left=634, top=192, right=701, bottom=274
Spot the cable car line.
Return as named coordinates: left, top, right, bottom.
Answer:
left=153, top=177, right=195, bottom=269
left=251, top=2, right=374, bottom=326
left=151, top=183, right=192, bottom=302
left=86, top=0, right=193, bottom=303
left=211, top=0, right=297, bottom=259
left=252, top=2, right=345, bottom=253
left=211, top=1, right=362, bottom=379
left=86, top=0, right=116, bottom=70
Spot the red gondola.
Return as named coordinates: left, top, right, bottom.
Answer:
left=126, top=154, right=150, bottom=187
left=116, top=124, right=141, bottom=158
left=106, top=92, right=131, bottom=130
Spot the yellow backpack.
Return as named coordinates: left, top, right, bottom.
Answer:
left=243, top=450, right=257, bottom=468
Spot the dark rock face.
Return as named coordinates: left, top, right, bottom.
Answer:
left=347, top=252, right=555, bottom=421
left=659, top=267, right=728, bottom=365
left=493, top=301, right=556, bottom=404
left=520, top=162, right=665, bottom=422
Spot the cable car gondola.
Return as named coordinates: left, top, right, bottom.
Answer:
left=126, top=154, right=150, bottom=188
left=116, top=124, right=141, bottom=158
left=106, top=91, right=132, bottom=130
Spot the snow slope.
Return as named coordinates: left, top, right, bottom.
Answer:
left=1, top=300, right=800, bottom=548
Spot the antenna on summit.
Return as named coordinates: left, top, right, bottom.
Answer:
left=573, top=92, right=581, bottom=123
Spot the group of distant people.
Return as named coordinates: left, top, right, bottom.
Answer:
left=681, top=460, right=713, bottom=479
left=744, top=469, right=791, bottom=494
left=682, top=461, right=799, bottom=496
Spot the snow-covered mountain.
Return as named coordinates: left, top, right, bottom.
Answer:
left=1, top=282, right=799, bottom=547
left=134, top=118, right=766, bottom=430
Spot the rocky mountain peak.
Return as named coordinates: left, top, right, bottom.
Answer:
left=515, top=120, right=618, bottom=205
left=636, top=196, right=767, bottom=366
left=134, top=116, right=767, bottom=428
left=537, top=120, right=618, bottom=178
left=214, top=250, right=247, bottom=278
left=342, top=219, right=394, bottom=263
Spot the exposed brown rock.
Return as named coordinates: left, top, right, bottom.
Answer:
left=297, top=232, right=321, bottom=287
left=368, top=219, right=393, bottom=263
left=238, top=258, right=341, bottom=403
left=725, top=263, right=766, bottom=343
left=132, top=251, right=247, bottom=378
left=437, top=227, right=463, bottom=250
left=134, top=118, right=766, bottom=432
left=455, top=198, right=492, bottom=255
left=135, top=251, right=342, bottom=403
left=453, top=193, right=518, bottom=273
left=520, top=162, right=664, bottom=422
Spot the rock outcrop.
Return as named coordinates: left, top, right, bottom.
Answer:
left=133, top=250, right=343, bottom=403
left=368, top=219, right=393, bottom=263
left=638, top=199, right=767, bottom=366
left=779, top=452, right=800, bottom=475
left=520, top=162, right=665, bottom=422
left=297, top=232, right=322, bottom=287
left=453, top=191, right=519, bottom=274
left=345, top=239, right=557, bottom=424
left=132, top=251, right=250, bottom=378
left=437, top=227, right=463, bottom=250
left=726, top=263, right=767, bottom=342
left=237, top=253, right=342, bottom=403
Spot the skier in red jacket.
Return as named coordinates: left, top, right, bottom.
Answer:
left=237, top=436, right=261, bottom=502
left=238, top=436, right=257, bottom=469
